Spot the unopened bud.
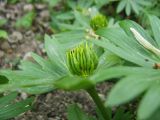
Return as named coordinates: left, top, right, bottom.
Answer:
left=90, top=14, right=108, bottom=31
left=67, top=43, right=98, bottom=77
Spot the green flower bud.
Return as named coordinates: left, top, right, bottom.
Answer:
left=67, top=43, right=98, bottom=77
left=90, top=14, right=108, bottom=31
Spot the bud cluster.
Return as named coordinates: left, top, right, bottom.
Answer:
left=67, top=43, right=98, bottom=77
left=90, top=14, right=108, bottom=31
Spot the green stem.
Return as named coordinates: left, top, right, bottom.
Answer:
left=86, top=86, right=110, bottom=120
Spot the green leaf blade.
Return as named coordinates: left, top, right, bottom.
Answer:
left=44, top=34, right=68, bottom=75
left=117, top=0, right=126, bottom=13
left=67, top=104, right=95, bottom=120
left=107, top=76, right=151, bottom=106
left=0, top=93, right=34, bottom=120
left=149, top=15, right=160, bottom=48
left=138, top=84, right=160, bottom=120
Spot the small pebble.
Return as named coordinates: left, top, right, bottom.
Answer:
left=45, top=93, right=52, bottom=102
left=48, top=118, right=54, bottom=120
left=8, top=31, right=23, bottom=43
left=37, top=115, right=44, bottom=120
left=40, top=10, right=50, bottom=20
left=21, top=92, right=28, bottom=100
left=23, top=4, right=34, bottom=11
left=1, top=41, right=10, bottom=50
left=0, top=50, right=4, bottom=58
left=35, top=4, right=46, bottom=10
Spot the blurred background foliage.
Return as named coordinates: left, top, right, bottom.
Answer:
left=1, top=0, right=160, bottom=41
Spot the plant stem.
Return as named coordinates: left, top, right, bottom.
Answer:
left=86, top=86, right=110, bottom=120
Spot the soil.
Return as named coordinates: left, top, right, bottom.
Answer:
left=0, top=1, right=113, bottom=120
left=14, top=83, right=113, bottom=120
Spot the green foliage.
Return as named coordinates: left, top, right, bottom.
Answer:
left=0, top=75, right=8, bottom=84
left=67, top=104, right=132, bottom=120
left=26, top=0, right=43, bottom=3
left=92, top=15, right=160, bottom=120
left=46, top=0, right=60, bottom=7
left=27, top=0, right=60, bottom=6
left=94, top=0, right=112, bottom=8
left=0, top=18, right=8, bottom=40
left=0, top=92, right=34, bottom=120
left=2, top=0, right=160, bottom=119
left=116, top=0, right=152, bottom=16
left=106, top=67, right=160, bottom=120
left=7, top=0, right=19, bottom=4
left=15, top=11, right=36, bottom=29
left=90, top=14, right=108, bottom=31
left=112, top=107, right=132, bottom=120
left=51, top=10, right=91, bottom=32
left=0, top=26, right=124, bottom=119
left=50, top=0, right=110, bottom=32
left=67, top=104, right=96, bottom=120
left=0, top=30, right=8, bottom=39
left=93, top=19, right=159, bottom=67
left=0, top=26, right=126, bottom=119
left=0, top=19, right=7, bottom=27
left=54, top=75, right=94, bottom=90
left=0, top=29, right=122, bottom=93
left=0, top=34, right=71, bottom=94
left=67, top=0, right=94, bottom=10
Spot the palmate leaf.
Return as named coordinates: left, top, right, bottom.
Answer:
left=119, top=19, right=157, bottom=47
left=90, top=66, right=154, bottom=84
left=67, top=0, right=94, bottom=10
left=0, top=30, right=103, bottom=93
left=73, top=10, right=90, bottom=29
left=53, top=30, right=85, bottom=49
left=92, top=15, right=160, bottom=120
left=94, top=0, right=111, bottom=8
left=0, top=68, right=57, bottom=94
left=107, top=75, right=152, bottom=106
left=44, top=35, right=68, bottom=75
left=95, top=50, right=124, bottom=71
left=31, top=53, right=59, bottom=76
left=51, top=8, right=91, bottom=31
left=116, top=0, right=152, bottom=16
left=57, top=23, right=83, bottom=31
left=55, top=10, right=90, bottom=31
left=1, top=29, right=103, bottom=93
left=55, top=11, right=74, bottom=20
left=94, top=15, right=160, bottom=68
left=77, top=0, right=94, bottom=9
left=0, top=35, right=71, bottom=94
left=94, top=28, right=157, bottom=67
left=106, top=67, right=160, bottom=120
left=0, top=92, right=33, bottom=120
